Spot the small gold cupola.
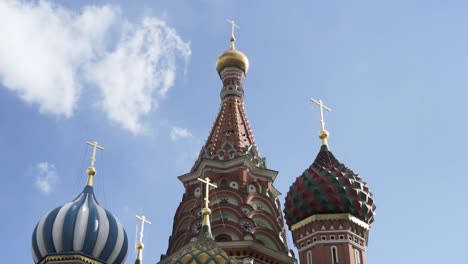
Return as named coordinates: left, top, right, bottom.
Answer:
left=216, top=19, right=249, bottom=74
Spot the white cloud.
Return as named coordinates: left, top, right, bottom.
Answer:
left=0, top=1, right=117, bottom=116
left=88, top=18, right=191, bottom=133
left=170, top=126, right=193, bottom=141
left=0, top=1, right=190, bottom=133
left=35, top=162, right=58, bottom=194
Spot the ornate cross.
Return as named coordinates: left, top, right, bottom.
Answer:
left=226, top=19, right=240, bottom=39
left=197, top=177, right=217, bottom=210
left=86, top=141, right=104, bottom=167
left=136, top=215, right=151, bottom=244
left=310, top=98, right=332, bottom=131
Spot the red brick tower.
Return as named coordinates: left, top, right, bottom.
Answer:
left=160, top=26, right=295, bottom=264
left=283, top=100, right=376, bottom=264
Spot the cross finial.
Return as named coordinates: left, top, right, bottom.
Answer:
left=135, top=215, right=151, bottom=262
left=197, top=177, right=217, bottom=226
left=310, top=98, right=332, bottom=146
left=136, top=215, right=151, bottom=244
left=226, top=18, right=239, bottom=49
left=85, top=141, right=104, bottom=186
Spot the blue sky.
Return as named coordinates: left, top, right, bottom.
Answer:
left=1, top=0, right=467, bottom=263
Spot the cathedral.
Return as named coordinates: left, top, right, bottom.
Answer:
left=31, top=24, right=376, bottom=264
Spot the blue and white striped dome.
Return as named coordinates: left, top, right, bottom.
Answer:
left=32, top=185, right=128, bottom=264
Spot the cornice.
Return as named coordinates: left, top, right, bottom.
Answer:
left=291, top=213, right=370, bottom=231
left=218, top=240, right=296, bottom=264
left=39, top=254, right=104, bottom=264
left=179, top=156, right=278, bottom=184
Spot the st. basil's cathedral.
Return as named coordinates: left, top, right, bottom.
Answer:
left=31, top=22, right=376, bottom=264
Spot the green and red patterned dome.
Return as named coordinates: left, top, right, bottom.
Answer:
left=284, top=145, right=376, bottom=229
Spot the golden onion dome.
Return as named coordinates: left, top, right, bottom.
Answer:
left=216, top=37, right=249, bottom=74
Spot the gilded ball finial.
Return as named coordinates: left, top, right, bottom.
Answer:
left=202, top=207, right=212, bottom=215
left=87, top=166, right=96, bottom=176
left=319, top=130, right=329, bottom=146
left=137, top=242, right=144, bottom=250
left=319, top=130, right=329, bottom=140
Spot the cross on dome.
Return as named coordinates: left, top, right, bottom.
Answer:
left=197, top=177, right=217, bottom=227
left=226, top=18, right=240, bottom=49
left=310, top=98, right=332, bottom=146
left=198, top=177, right=217, bottom=211
left=85, top=141, right=104, bottom=186
left=226, top=19, right=239, bottom=39
left=136, top=215, right=151, bottom=244
left=135, top=215, right=151, bottom=263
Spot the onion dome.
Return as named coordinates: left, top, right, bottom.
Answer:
left=32, top=185, right=128, bottom=263
left=216, top=36, right=249, bottom=74
left=32, top=141, right=128, bottom=264
left=284, top=144, right=376, bottom=229
left=164, top=225, right=233, bottom=264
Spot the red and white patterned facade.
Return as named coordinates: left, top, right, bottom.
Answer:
left=161, top=53, right=295, bottom=263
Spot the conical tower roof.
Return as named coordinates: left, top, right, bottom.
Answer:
left=192, top=32, right=264, bottom=171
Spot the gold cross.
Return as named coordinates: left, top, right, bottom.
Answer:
left=85, top=141, right=104, bottom=186
left=226, top=18, right=240, bottom=39
left=86, top=141, right=104, bottom=168
left=310, top=98, right=332, bottom=131
left=197, top=177, right=217, bottom=211
left=136, top=215, right=151, bottom=244
left=135, top=215, right=151, bottom=261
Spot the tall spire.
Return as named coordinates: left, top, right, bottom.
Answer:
left=135, top=215, right=151, bottom=264
left=163, top=23, right=295, bottom=264
left=193, top=21, right=263, bottom=171
left=85, top=141, right=104, bottom=186
left=310, top=98, right=332, bottom=146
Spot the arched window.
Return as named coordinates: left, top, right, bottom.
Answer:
left=307, top=250, right=313, bottom=264
left=331, top=246, right=339, bottom=264
left=354, top=249, right=361, bottom=264
left=215, top=233, right=232, bottom=242
left=220, top=178, right=228, bottom=187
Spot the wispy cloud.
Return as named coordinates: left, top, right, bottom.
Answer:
left=0, top=1, right=191, bottom=134
left=88, top=18, right=191, bottom=133
left=170, top=126, right=193, bottom=141
left=35, top=162, right=58, bottom=194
